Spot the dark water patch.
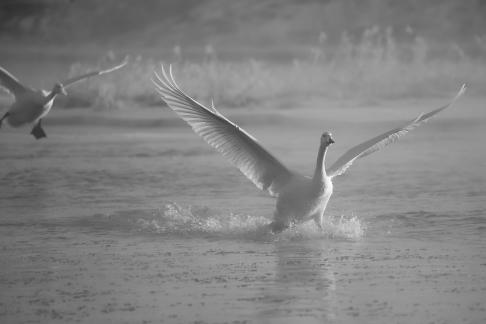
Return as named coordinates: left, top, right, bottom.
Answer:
left=132, top=147, right=213, bottom=158
left=42, top=109, right=293, bottom=129
left=0, top=145, right=213, bottom=160
left=45, top=114, right=186, bottom=128
left=0, top=222, right=30, bottom=227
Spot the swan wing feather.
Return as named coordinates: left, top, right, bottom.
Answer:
left=152, top=64, right=293, bottom=196
left=0, top=65, right=30, bottom=97
left=327, top=84, right=466, bottom=178
left=61, top=58, right=128, bottom=88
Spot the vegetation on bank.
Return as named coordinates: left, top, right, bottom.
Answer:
left=60, top=27, right=485, bottom=110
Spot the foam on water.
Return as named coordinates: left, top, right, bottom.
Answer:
left=91, top=202, right=364, bottom=241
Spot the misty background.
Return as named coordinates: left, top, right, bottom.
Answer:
left=2, top=0, right=486, bottom=55
left=1, top=0, right=485, bottom=109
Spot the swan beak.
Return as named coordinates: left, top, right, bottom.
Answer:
left=329, top=138, right=335, bottom=144
left=61, top=88, right=67, bottom=96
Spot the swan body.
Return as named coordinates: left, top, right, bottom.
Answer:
left=6, top=88, right=58, bottom=127
left=153, top=65, right=466, bottom=232
left=0, top=59, right=127, bottom=139
left=272, top=133, right=334, bottom=231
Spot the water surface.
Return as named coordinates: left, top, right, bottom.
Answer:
left=0, top=103, right=485, bottom=323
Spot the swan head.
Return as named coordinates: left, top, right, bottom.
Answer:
left=321, top=131, right=335, bottom=146
left=53, top=83, right=67, bottom=96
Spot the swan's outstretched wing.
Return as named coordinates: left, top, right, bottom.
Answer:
left=152, top=65, right=294, bottom=196
left=0, top=65, right=30, bottom=97
left=327, top=84, right=466, bottom=178
left=61, top=58, right=128, bottom=88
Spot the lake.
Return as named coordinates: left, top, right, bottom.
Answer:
left=0, top=99, right=485, bottom=324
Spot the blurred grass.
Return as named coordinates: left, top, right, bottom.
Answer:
left=63, top=27, right=486, bottom=110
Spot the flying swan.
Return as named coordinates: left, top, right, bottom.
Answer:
left=152, top=65, right=466, bottom=233
left=0, top=58, right=128, bottom=139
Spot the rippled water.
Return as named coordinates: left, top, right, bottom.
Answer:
left=0, top=104, right=485, bottom=324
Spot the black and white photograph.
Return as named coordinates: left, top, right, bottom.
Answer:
left=0, top=1, right=485, bottom=323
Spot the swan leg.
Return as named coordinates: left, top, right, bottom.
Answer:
left=31, top=119, right=47, bottom=139
left=313, top=214, right=324, bottom=231
left=0, top=112, right=9, bottom=128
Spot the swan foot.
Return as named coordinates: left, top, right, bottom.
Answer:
left=0, top=112, right=9, bottom=128
left=31, top=120, right=47, bottom=139
left=269, top=220, right=290, bottom=234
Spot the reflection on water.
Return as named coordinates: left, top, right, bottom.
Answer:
left=257, top=241, right=337, bottom=323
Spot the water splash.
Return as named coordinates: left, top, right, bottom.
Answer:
left=92, top=202, right=364, bottom=241
left=277, top=214, right=365, bottom=241
left=135, top=202, right=271, bottom=240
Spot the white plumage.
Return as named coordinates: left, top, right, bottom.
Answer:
left=153, top=65, right=466, bottom=232
left=0, top=59, right=127, bottom=139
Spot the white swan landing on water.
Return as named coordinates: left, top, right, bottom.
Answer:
left=0, top=58, right=127, bottom=139
left=153, top=65, right=466, bottom=233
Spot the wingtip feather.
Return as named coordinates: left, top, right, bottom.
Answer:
left=458, top=83, right=467, bottom=97
left=161, top=64, right=175, bottom=90
left=168, top=64, right=182, bottom=90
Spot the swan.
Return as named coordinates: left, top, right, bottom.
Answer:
left=152, top=65, right=466, bottom=233
left=0, top=58, right=128, bottom=139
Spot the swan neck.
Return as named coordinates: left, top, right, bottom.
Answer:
left=313, top=143, right=328, bottom=183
